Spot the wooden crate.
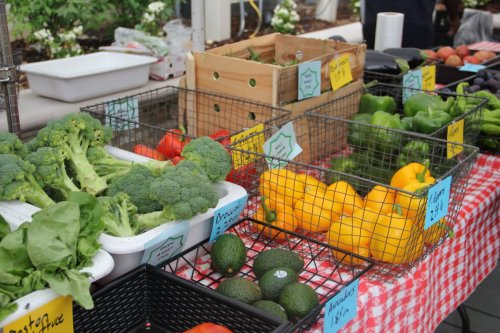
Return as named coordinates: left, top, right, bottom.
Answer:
left=192, top=33, right=366, bottom=106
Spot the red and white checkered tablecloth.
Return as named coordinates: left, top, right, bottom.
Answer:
left=306, top=153, right=500, bottom=333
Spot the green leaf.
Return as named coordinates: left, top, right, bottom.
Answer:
left=42, top=268, right=93, bottom=309
left=0, top=214, right=10, bottom=241
left=0, top=226, right=32, bottom=272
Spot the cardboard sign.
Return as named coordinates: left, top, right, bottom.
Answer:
left=104, top=96, right=139, bottom=131
left=329, top=55, right=353, bottom=91
left=209, top=195, right=248, bottom=243
left=263, top=122, right=302, bottom=169
left=3, top=296, right=73, bottom=333
left=424, top=176, right=452, bottom=230
left=324, top=279, right=359, bottom=333
left=141, top=221, right=189, bottom=266
left=298, top=61, right=321, bottom=100
left=230, top=124, right=266, bottom=170
left=447, top=119, right=465, bottom=159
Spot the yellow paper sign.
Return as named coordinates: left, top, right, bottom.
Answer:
left=447, top=119, right=464, bottom=159
left=4, top=296, right=74, bottom=333
left=329, top=54, right=353, bottom=91
left=422, top=65, right=436, bottom=91
left=230, top=123, right=265, bottom=169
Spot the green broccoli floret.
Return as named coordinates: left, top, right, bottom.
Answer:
left=106, top=164, right=163, bottom=214
left=180, top=137, right=232, bottom=182
left=135, top=165, right=219, bottom=229
left=0, top=132, right=28, bottom=157
left=87, top=146, right=171, bottom=181
left=0, top=153, right=55, bottom=208
left=31, top=113, right=112, bottom=195
left=98, top=192, right=139, bottom=237
left=25, top=147, right=80, bottom=199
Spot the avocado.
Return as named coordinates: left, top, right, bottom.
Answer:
left=258, top=267, right=298, bottom=301
left=211, top=234, right=247, bottom=277
left=278, top=282, right=319, bottom=320
left=253, top=300, right=288, bottom=321
left=216, top=277, right=262, bottom=304
left=253, top=249, right=305, bottom=278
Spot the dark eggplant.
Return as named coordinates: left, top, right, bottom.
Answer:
left=365, top=50, right=410, bottom=75
left=468, top=85, right=482, bottom=93
left=383, top=47, right=425, bottom=69
left=473, top=77, right=485, bottom=86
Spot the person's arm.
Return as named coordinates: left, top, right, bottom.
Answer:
left=443, top=0, right=460, bottom=35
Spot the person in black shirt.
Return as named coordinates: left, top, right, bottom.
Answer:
left=361, top=0, right=460, bottom=49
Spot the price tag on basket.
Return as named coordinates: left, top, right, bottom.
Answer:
left=324, top=279, right=359, bottom=333
left=141, top=221, right=189, bottom=266
left=402, top=69, right=422, bottom=103
left=424, top=176, right=452, bottom=229
left=209, top=195, right=248, bottom=243
left=447, top=119, right=465, bottom=159
left=459, top=63, right=486, bottom=73
left=263, top=122, right=302, bottom=169
left=230, top=124, right=266, bottom=170
left=104, top=96, right=139, bottom=131
left=298, top=61, right=321, bottom=100
left=3, top=296, right=74, bottom=333
left=329, top=54, right=353, bottom=91
left=422, top=65, right=436, bottom=91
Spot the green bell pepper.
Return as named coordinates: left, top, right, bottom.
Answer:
left=413, top=108, right=452, bottom=134
left=359, top=93, right=397, bottom=115
left=401, top=117, right=414, bottom=131
left=329, top=157, right=357, bottom=183
left=396, top=140, right=431, bottom=168
left=347, top=113, right=373, bottom=147
left=473, top=90, right=500, bottom=110
left=403, top=93, right=455, bottom=117
left=370, top=110, right=403, bottom=153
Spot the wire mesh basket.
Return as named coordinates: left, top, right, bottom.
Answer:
left=73, top=264, right=290, bottom=333
left=363, top=70, right=405, bottom=86
left=306, top=82, right=486, bottom=146
left=163, top=217, right=374, bottom=332
left=227, top=114, right=479, bottom=280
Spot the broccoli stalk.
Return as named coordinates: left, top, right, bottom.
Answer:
left=33, top=113, right=111, bottom=195
left=180, top=137, right=232, bottom=182
left=0, top=153, right=55, bottom=208
left=134, top=165, right=219, bottom=230
left=98, top=192, right=138, bottom=237
left=87, top=146, right=171, bottom=181
left=26, top=147, right=80, bottom=199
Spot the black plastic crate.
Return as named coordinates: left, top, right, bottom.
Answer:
left=73, top=264, right=290, bottom=333
left=163, top=218, right=374, bottom=332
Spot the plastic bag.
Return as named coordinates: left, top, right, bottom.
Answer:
left=454, top=9, right=495, bottom=46
left=163, top=19, right=192, bottom=54
left=112, top=27, right=169, bottom=56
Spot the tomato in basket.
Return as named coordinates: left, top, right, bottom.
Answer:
left=183, top=322, right=233, bottom=333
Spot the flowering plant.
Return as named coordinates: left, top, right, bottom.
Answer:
left=135, top=1, right=174, bottom=36
left=462, top=0, right=491, bottom=8
left=271, top=0, right=300, bottom=34
left=32, top=25, right=84, bottom=59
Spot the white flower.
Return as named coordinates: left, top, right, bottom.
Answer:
left=143, top=12, right=155, bottom=23
left=33, top=28, right=52, bottom=41
left=72, top=25, right=83, bottom=35
left=148, top=1, right=165, bottom=14
left=286, top=22, right=295, bottom=31
left=278, top=8, right=289, bottom=16
left=291, top=11, right=300, bottom=22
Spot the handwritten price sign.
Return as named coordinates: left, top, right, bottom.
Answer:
left=209, top=195, right=248, bottom=243
left=230, top=124, right=265, bottom=170
left=324, top=279, right=359, bottom=333
left=424, top=176, right=452, bottom=229
left=329, top=55, right=353, bottom=91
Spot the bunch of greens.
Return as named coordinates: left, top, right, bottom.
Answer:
left=0, top=192, right=104, bottom=322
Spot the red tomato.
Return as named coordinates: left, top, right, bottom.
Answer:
left=133, top=144, right=165, bottom=161
left=156, top=129, right=190, bottom=158
left=184, top=322, right=233, bottom=333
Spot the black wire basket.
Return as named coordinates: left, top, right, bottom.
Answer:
left=73, top=264, right=290, bottom=333
left=163, top=218, right=374, bottom=332
left=227, top=114, right=479, bottom=280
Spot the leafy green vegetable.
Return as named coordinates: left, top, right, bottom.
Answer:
left=0, top=215, right=10, bottom=241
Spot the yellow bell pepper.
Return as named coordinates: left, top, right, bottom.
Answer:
left=296, top=173, right=327, bottom=195
left=259, top=169, right=305, bottom=207
left=370, top=205, right=423, bottom=264
left=327, top=216, right=371, bottom=265
left=253, top=196, right=297, bottom=240
left=395, top=181, right=435, bottom=220
left=390, top=161, right=435, bottom=190
left=423, top=218, right=454, bottom=246
left=351, top=207, right=382, bottom=235
left=364, top=185, right=396, bottom=215
left=294, top=190, right=341, bottom=232
left=325, top=181, right=364, bottom=216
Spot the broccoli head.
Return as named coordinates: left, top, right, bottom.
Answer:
left=87, top=146, right=171, bottom=181
left=25, top=147, right=80, bottom=200
left=180, top=137, right=232, bottom=182
left=0, top=132, right=28, bottom=157
left=32, top=113, right=112, bottom=195
left=135, top=165, right=219, bottom=230
left=98, top=192, right=139, bottom=237
left=106, top=164, right=163, bottom=214
left=0, top=153, right=55, bottom=208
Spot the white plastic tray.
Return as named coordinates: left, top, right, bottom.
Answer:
left=19, top=52, right=157, bottom=102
